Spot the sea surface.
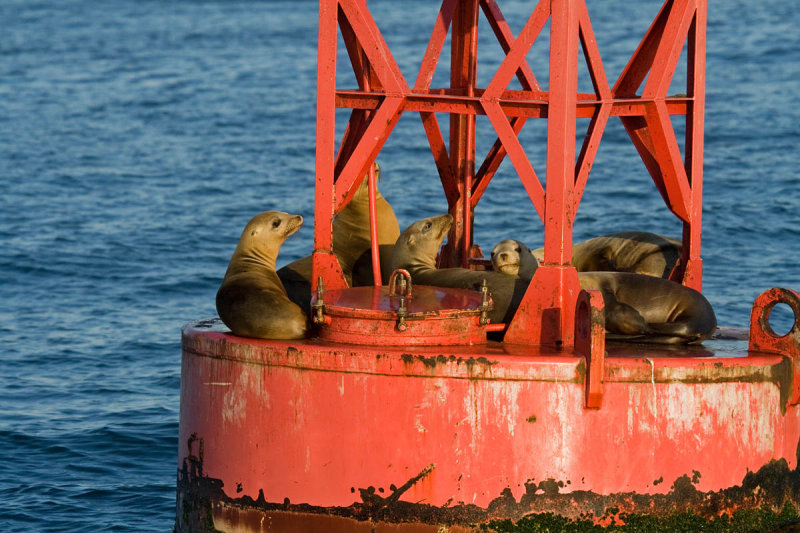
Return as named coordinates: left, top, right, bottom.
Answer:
left=1, top=0, right=798, bottom=531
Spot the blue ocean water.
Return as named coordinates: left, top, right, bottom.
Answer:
left=0, top=0, right=798, bottom=531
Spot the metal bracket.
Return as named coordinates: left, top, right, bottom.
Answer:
left=312, top=277, right=326, bottom=325
left=479, top=279, right=492, bottom=325
left=389, top=269, right=413, bottom=332
left=749, top=288, right=800, bottom=406
left=575, top=289, right=606, bottom=409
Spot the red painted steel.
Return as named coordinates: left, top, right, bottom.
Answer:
left=749, top=288, right=800, bottom=407
left=574, top=289, right=605, bottom=409
left=367, top=163, right=381, bottom=286
left=313, top=285, right=489, bottom=345
left=314, top=0, right=708, bottom=346
left=179, top=320, right=800, bottom=530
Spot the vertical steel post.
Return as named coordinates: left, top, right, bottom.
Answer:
left=504, top=0, right=581, bottom=346
left=313, top=0, right=348, bottom=292
left=441, top=0, right=479, bottom=268
left=679, top=0, right=706, bottom=291
left=367, top=163, right=382, bottom=286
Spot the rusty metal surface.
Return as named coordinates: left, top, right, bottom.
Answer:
left=177, top=457, right=800, bottom=532
left=750, top=288, right=800, bottom=409
left=178, top=320, right=800, bottom=531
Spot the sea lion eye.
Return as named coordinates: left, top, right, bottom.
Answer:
left=515, top=246, right=520, bottom=253
left=423, top=221, right=432, bottom=230
left=272, top=219, right=282, bottom=228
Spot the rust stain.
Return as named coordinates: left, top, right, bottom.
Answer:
left=175, top=435, right=800, bottom=532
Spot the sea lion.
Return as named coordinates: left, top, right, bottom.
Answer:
left=490, top=239, right=538, bottom=279
left=532, top=231, right=682, bottom=278
left=333, top=162, right=400, bottom=282
left=277, top=162, right=400, bottom=312
left=578, top=272, right=716, bottom=344
left=491, top=239, right=715, bottom=344
left=216, top=211, right=308, bottom=339
left=392, top=215, right=529, bottom=325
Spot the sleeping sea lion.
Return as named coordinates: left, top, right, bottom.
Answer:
left=278, top=162, right=399, bottom=312
left=490, top=239, right=538, bottom=279
left=392, top=215, right=529, bottom=325
left=492, top=238, right=715, bottom=344
left=532, top=231, right=682, bottom=278
left=216, top=211, right=308, bottom=339
left=578, top=272, right=716, bottom=344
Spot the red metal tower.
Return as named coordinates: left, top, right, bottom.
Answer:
left=312, top=0, right=706, bottom=346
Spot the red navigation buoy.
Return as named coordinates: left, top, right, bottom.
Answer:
left=176, top=1, right=800, bottom=531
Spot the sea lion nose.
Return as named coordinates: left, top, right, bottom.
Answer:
left=500, top=252, right=508, bottom=261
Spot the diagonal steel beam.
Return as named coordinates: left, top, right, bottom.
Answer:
left=643, top=100, right=692, bottom=222
left=414, top=0, right=459, bottom=91
left=472, top=115, right=526, bottom=208
left=613, top=0, right=674, bottom=96
left=479, top=0, right=540, bottom=91
left=338, top=0, right=409, bottom=94
left=482, top=101, right=545, bottom=220
left=333, top=96, right=405, bottom=214
left=484, top=0, right=550, bottom=100
left=642, top=0, right=696, bottom=99
left=572, top=2, right=612, bottom=213
left=420, top=112, right=460, bottom=207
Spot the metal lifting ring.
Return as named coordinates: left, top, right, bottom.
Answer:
left=311, top=277, right=326, bottom=325
left=388, top=270, right=413, bottom=331
left=388, top=269, right=413, bottom=299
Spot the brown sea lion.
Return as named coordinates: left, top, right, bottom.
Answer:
left=492, top=239, right=715, bottom=344
left=277, top=163, right=399, bottom=312
left=392, top=215, right=529, bottom=325
left=333, top=163, right=400, bottom=282
left=578, top=272, right=716, bottom=344
left=532, top=231, right=682, bottom=278
left=490, top=239, right=538, bottom=279
left=216, top=211, right=308, bottom=339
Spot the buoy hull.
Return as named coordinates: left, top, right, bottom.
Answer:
left=175, top=319, right=800, bottom=531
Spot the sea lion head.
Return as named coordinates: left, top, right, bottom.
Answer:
left=392, top=214, right=453, bottom=270
left=490, top=239, right=538, bottom=279
left=230, top=211, right=303, bottom=272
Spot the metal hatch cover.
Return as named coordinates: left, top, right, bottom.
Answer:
left=313, top=283, right=491, bottom=346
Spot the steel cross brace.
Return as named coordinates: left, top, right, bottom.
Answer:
left=314, top=0, right=707, bottom=346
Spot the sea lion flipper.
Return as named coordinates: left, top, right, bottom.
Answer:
left=643, top=322, right=709, bottom=344
left=604, top=300, right=648, bottom=336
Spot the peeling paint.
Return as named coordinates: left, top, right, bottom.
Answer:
left=180, top=321, right=800, bottom=531
left=175, top=434, right=800, bottom=532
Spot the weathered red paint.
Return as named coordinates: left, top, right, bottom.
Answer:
left=750, top=288, right=800, bottom=407
left=313, top=285, right=489, bottom=346
left=574, top=289, right=605, bottom=409
left=177, top=318, right=800, bottom=531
